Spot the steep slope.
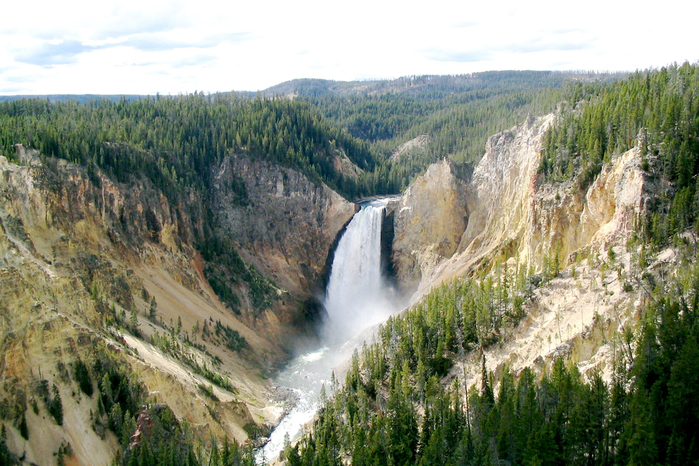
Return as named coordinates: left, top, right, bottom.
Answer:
left=392, top=113, right=650, bottom=382
left=278, top=66, right=699, bottom=466
left=287, top=108, right=694, bottom=465
left=211, top=153, right=356, bottom=331
left=0, top=145, right=354, bottom=464
left=391, top=159, right=468, bottom=294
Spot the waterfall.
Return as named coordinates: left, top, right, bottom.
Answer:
left=257, top=197, right=399, bottom=464
left=322, top=199, right=395, bottom=343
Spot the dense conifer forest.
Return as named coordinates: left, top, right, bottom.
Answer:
left=541, top=62, right=699, bottom=244
left=284, top=250, right=699, bottom=465
left=0, top=94, right=376, bottom=199
left=0, top=70, right=625, bottom=199
left=275, top=71, right=625, bottom=191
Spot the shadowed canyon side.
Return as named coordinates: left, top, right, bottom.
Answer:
left=0, top=147, right=355, bottom=465
left=390, top=113, right=650, bottom=384
left=210, top=153, right=357, bottom=340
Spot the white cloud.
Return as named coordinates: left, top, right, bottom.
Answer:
left=1, top=0, right=698, bottom=94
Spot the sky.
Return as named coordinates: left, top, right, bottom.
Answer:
left=1, top=0, right=697, bottom=95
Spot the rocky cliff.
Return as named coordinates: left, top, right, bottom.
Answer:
left=391, top=159, right=468, bottom=294
left=0, top=146, right=355, bottom=465
left=0, top=110, right=664, bottom=463
left=391, top=113, right=652, bottom=384
left=394, top=114, right=648, bottom=296
left=211, top=153, right=356, bottom=326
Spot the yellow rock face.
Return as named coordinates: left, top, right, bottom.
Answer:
left=392, top=158, right=469, bottom=294
left=398, top=114, right=646, bottom=299
left=391, top=114, right=651, bottom=389
left=0, top=153, right=288, bottom=464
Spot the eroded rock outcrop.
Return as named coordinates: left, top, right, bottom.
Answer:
left=391, top=113, right=651, bottom=386
left=458, top=114, right=556, bottom=267
left=396, top=114, right=647, bottom=299
left=212, top=153, right=357, bottom=310
left=1, top=149, right=342, bottom=464
left=391, top=159, right=468, bottom=294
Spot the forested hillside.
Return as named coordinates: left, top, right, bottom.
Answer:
left=0, top=94, right=385, bottom=333
left=0, top=71, right=626, bottom=199
left=1, top=64, right=697, bottom=465
left=269, top=71, right=625, bottom=190
left=541, top=62, right=699, bottom=244
left=0, top=72, right=628, bottom=322
left=284, top=63, right=699, bottom=466
left=285, top=245, right=699, bottom=465
left=0, top=94, right=376, bottom=200
left=0, top=92, right=377, bottom=465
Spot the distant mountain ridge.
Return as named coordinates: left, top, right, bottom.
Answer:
left=0, top=94, right=146, bottom=103
left=1, top=70, right=625, bottom=102
left=259, top=70, right=627, bottom=98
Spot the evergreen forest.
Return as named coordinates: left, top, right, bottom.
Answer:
left=286, top=253, right=699, bottom=465
left=541, top=62, right=699, bottom=243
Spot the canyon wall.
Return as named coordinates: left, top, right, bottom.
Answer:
left=212, top=153, right=356, bottom=322
left=391, top=159, right=468, bottom=294
left=0, top=112, right=658, bottom=463
left=393, top=114, right=647, bottom=298
left=391, top=114, right=651, bottom=384
left=0, top=147, right=355, bottom=464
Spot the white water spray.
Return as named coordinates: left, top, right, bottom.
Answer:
left=322, top=199, right=397, bottom=344
left=257, top=198, right=400, bottom=464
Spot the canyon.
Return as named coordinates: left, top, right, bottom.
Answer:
left=0, top=111, right=659, bottom=464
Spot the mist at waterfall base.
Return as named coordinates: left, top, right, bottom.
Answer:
left=257, top=199, right=403, bottom=464
left=322, top=200, right=401, bottom=344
